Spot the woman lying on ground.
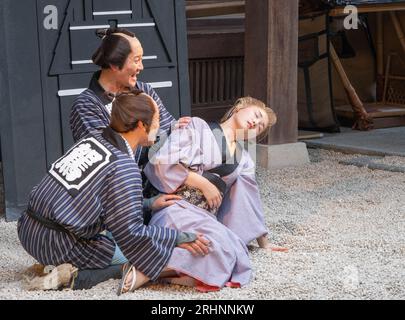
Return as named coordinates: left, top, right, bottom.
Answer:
left=132, top=97, right=287, bottom=292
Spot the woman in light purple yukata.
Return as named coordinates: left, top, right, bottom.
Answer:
left=134, top=97, right=286, bottom=292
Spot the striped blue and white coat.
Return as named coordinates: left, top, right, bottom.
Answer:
left=17, top=128, right=178, bottom=281
left=70, top=71, right=175, bottom=163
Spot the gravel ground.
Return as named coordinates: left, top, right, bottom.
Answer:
left=0, top=149, right=404, bottom=300
left=0, top=163, right=4, bottom=217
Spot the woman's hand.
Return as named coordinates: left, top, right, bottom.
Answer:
left=173, top=117, right=192, bottom=130
left=184, top=172, right=223, bottom=210
left=151, top=194, right=182, bottom=212
left=200, top=180, right=222, bottom=210
left=177, top=233, right=211, bottom=256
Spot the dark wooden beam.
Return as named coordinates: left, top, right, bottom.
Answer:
left=244, top=0, right=299, bottom=145
left=186, top=1, right=245, bottom=18
left=188, top=31, right=244, bottom=59
left=329, top=3, right=405, bottom=17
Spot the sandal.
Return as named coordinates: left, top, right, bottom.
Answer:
left=25, top=263, right=77, bottom=291
left=117, top=263, right=137, bottom=296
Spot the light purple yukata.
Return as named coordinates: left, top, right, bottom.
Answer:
left=144, top=117, right=268, bottom=289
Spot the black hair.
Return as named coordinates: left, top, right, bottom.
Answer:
left=92, top=27, right=136, bottom=70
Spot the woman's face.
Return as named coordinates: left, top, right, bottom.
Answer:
left=114, top=37, right=144, bottom=89
left=233, top=105, right=269, bottom=140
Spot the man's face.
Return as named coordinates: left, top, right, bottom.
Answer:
left=146, top=98, right=160, bottom=146
left=114, top=37, right=144, bottom=89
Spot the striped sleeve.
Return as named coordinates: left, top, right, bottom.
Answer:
left=70, top=96, right=109, bottom=142
left=103, top=160, right=178, bottom=280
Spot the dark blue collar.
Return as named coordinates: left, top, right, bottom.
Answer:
left=101, top=127, right=131, bottom=157
left=89, top=71, right=113, bottom=106
left=89, top=70, right=141, bottom=106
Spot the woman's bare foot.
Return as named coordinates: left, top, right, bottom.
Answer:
left=263, top=245, right=289, bottom=253
left=257, top=235, right=288, bottom=253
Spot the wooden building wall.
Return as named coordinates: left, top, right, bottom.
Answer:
left=186, top=0, right=299, bottom=144
left=187, top=16, right=245, bottom=122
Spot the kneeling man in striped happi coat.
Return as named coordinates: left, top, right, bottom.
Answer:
left=17, top=91, right=210, bottom=294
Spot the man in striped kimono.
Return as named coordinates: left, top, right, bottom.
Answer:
left=17, top=92, right=209, bottom=293
left=59, top=27, right=193, bottom=291
left=70, top=27, right=189, bottom=165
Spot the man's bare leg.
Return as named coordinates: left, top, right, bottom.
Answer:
left=159, top=268, right=178, bottom=278
left=158, top=268, right=197, bottom=287
left=121, top=267, right=179, bottom=293
left=121, top=266, right=150, bottom=293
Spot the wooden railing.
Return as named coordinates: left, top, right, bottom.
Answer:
left=189, top=57, right=244, bottom=107
left=186, top=1, right=245, bottom=119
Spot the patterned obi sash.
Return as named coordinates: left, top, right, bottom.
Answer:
left=175, top=171, right=226, bottom=215
left=174, top=122, right=240, bottom=215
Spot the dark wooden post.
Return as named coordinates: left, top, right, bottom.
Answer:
left=244, top=0, right=299, bottom=145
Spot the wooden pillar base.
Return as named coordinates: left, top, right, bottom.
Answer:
left=247, top=142, right=310, bottom=170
